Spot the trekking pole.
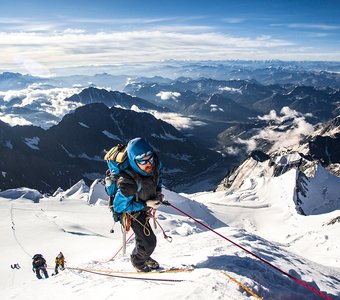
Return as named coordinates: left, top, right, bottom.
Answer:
left=122, top=226, right=127, bottom=255
left=121, top=213, right=127, bottom=255
left=165, top=201, right=332, bottom=300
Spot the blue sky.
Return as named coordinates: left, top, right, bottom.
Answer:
left=1, top=0, right=339, bottom=75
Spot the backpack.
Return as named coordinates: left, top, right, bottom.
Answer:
left=104, top=144, right=142, bottom=222
left=33, top=254, right=46, bottom=268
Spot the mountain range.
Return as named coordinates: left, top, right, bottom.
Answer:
left=0, top=63, right=339, bottom=194
left=0, top=103, right=229, bottom=193
left=217, top=116, right=340, bottom=214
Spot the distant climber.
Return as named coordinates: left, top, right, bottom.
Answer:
left=53, top=252, right=65, bottom=275
left=10, top=263, right=20, bottom=269
left=32, top=254, right=49, bottom=279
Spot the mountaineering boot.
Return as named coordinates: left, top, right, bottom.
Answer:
left=145, top=257, right=160, bottom=270
left=132, top=261, right=151, bottom=272
left=131, top=255, right=151, bottom=272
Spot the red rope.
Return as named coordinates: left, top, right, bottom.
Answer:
left=169, top=203, right=332, bottom=300
left=92, top=232, right=135, bottom=263
left=110, top=232, right=135, bottom=261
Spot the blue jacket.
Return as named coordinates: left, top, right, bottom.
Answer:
left=113, top=157, right=162, bottom=213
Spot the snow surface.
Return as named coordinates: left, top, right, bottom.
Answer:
left=1, top=173, right=339, bottom=300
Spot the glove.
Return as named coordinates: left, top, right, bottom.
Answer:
left=146, top=200, right=161, bottom=209
left=156, top=193, right=171, bottom=206
left=156, top=192, right=164, bottom=201
left=162, top=200, right=171, bottom=206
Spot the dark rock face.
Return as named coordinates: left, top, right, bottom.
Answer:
left=250, top=150, right=270, bottom=162
left=65, top=87, right=168, bottom=112
left=0, top=103, right=227, bottom=193
left=308, top=117, right=340, bottom=165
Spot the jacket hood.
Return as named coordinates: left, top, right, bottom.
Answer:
left=127, top=137, right=154, bottom=176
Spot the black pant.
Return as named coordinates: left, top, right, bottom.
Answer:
left=54, top=262, right=64, bottom=274
left=130, top=211, right=156, bottom=265
left=36, top=267, right=48, bottom=279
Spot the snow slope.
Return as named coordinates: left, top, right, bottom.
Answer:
left=203, top=161, right=340, bottom=270
left=1, top=179, right=339, bottom=300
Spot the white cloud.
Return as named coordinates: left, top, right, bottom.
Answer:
left=237, top=137, right=257, bottom=152
left=238, top=108, right=314, bottom=152
left=0, top=85, right=83, bottom=128
left=1, top=16, right=339, bottom=72
left=219, top=86, right=242, bottom=93
left=156, top=91, right=181, bottom=100
left=152, top=111, right=206, bottom=130
left=14, top=56, right=52, bottom=77
left=224, top=146, right=241, bottom=156
left=0, top=29, right=297, bottom=71
left=222, top=18, right=245, bottom=24
left=129, top=106, right=206, bottom=130
left=0, top=113, right=32, bottom=126
left=288, top=23, right=340, bottom=30
left=63, top=28, right=86, bottom=34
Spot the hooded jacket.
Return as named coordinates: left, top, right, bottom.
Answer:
left=113, top=138, right=162, bottom=213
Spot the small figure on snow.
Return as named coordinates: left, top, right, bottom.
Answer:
left=113, top=137, right=164, bottom=272
left=10, top=263, right=21, bottom=269
left=32, top=254, right=49, bottom=279
left=53, top=252, right=65, bottom=275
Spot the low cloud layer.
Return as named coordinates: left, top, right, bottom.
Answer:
left=156, top=91, right=181, bottom=100
left=152, top=111, right=206, bottom=130
left=0, top=85, right=82, bottom=128
left=238, top=107, right=314, bottom=152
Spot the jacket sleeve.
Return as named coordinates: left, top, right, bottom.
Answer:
left=113, top=173, right=145, bottom=213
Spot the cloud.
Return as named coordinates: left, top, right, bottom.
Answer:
left=288, top=23, right=340, bottom=30
left=128, top=105, right=206, bottom=130
left=152, top=111, right=206, bottom=130
left=0, top=85, right=82, bottom=127
left=237, top=137, right=257, bottom=152
left=14, top=56, right=52, bottom=77
left=222, top=18, right=245, bottom=24
left=0, top=113, right=33, bottom=126
left=0, top=28, right=296, bottom=71
left=224, top=146, right=241, bottom=156
left=238, top=107, right=314, bottom=152
left=1, top=15, right=339, bottom=72
left=149, top=25, right=213, bottom=32
left=156, top=91, right=181, bottom=100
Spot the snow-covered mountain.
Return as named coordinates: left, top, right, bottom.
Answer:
left=65, top=87, right=169, bottom=112
left=0, top=103, right=228, bottom=194
left=49, top=60, right=340, bottom=88
left=216, top=115, right=340, bottom=215
left=124, top=77, right=339, bottom=123
left=1, top=174, right=339, bottom=300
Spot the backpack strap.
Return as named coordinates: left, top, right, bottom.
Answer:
left=124, top=169, right=142, bottom=201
